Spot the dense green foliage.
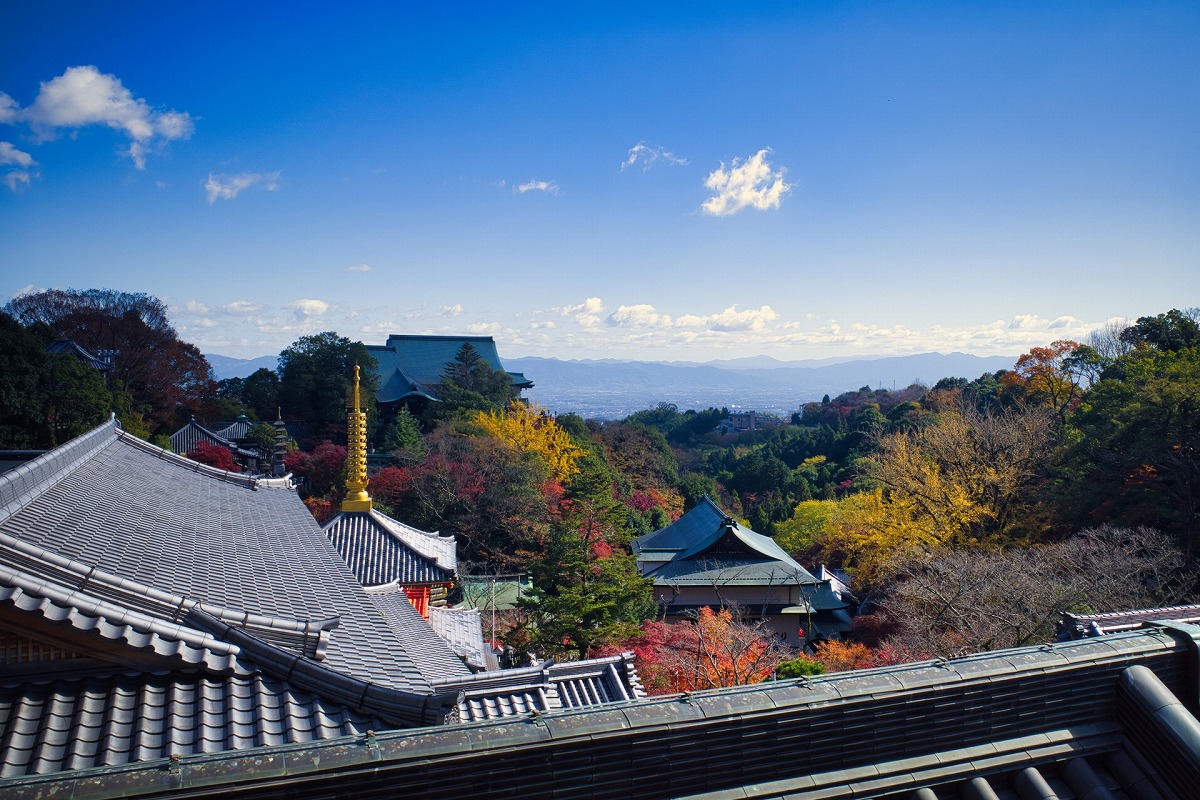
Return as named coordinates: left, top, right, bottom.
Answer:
left=278, top=332, right=378, bottom=448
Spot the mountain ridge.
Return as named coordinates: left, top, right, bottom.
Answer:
left=205, top=351, right=1017, bottom=419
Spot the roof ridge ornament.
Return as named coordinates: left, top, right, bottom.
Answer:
left=341, top=364, right=373, bottom=513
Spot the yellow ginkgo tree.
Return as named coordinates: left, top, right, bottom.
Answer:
left=474, top=401, right=587, bottom=485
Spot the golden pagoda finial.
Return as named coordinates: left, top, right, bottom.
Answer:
left=341, top=363, right=373, bottom=512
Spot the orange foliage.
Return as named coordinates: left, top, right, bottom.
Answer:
left=809, top=639, right=913, bottom=673
left=603, top=608, right=787, bottom=694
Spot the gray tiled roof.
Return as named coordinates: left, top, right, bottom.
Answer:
left=10, top=627, right=1198, bottom=799
left=0, top=669, right=388, bottom=777
left=426, top=605, right=490, bottom=669
left=434, top=653, right=645, bottom=723
left=323, top=509, right=455, bottom=586
left=0, top=420, right=440, bottom=691
left=634, top=497, right=845, bottom=611
left=362, top=586, right=470, bottom=681
left=1058, top=604, right=1200, bottom=640
left=168, top=419, right=257, bottom=461
left=210, top=417, right=252, bottom=440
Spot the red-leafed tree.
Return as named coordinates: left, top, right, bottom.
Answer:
left=601, top=607, right=790, bottom=694
left=4, top=288, right=219, bottom=434
left=384, top=428, right=551, bottom=572
left=1000, top=339, right=1084, bottom=422
left=186, top=439, right=240, bottom=472
left=367, top=466, right=410, bottom=512
left=285, top=441, right=347, bottom=502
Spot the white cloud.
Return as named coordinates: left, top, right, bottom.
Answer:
left=4, top=170, right=33, bottom=191
left=222, top=300, right=263, bottom=315
left=603, top=303, right=778, bottom=335
left=467, top=321, right=502, bottom=334
left=346, top=263, right=371, bottom=272
left=4, top=66, right=193, bottom=170
left=0, top=141, right=34, bottom=167
left=204, top=170, right=281, bottom=203
left=515, top=179, right=559, bottom=195
left=0, top=93, right=17, bottom=124
left=183, top=300, right=210, bottom=314
left=677, top=305, right=778, bottom=332
left=1048, top=315, right=1081, bottom=329
left=289, top=298, right=330, bottom=318
left=439, top=304, right=463, bottom=317
left=1, top=141, right=38, bottom=191
left=559, top=297, right=606, bottom=328
left=701, top=148, right=792, bottom=216
left=531, top=320, right=556, bottom=330
left=606, top=304, right=673, bottom=329
left=1007, top=314, right=1040, bottom=329
left=621, top=142, right=689, bottom=171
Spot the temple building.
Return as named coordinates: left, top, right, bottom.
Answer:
left=168, top=415, right=263, bottom=473
left=367, top=334, right=532, bottom=416
left=633, top=496, right=852, bottom=646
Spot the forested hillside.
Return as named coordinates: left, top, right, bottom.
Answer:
left=3, top=288, right=1197, bottom=686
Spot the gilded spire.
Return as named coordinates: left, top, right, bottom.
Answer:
left=341, top=364, right=373, bottom=512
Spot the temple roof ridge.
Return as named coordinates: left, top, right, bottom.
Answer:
left=0, top=416, right=118, bottom=526
left=0, top=526, right=339, bottom=659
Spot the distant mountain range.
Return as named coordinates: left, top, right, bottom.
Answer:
left=205, top=351, right=1016, bottom=420
left=206, top=353, right=280, bottom=381
left=507, top=353, right=1016, bottom=419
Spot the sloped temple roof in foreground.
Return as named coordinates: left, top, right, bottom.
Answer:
left=5, top=623, right=1200, bottom=798
left=0, top=419, right=646, bottom=784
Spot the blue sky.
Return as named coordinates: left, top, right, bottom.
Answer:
left=2, top=2, right=1197, bottom=362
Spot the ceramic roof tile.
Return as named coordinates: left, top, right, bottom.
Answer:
left=426, top=605, right=490, bottom=669
left=0, top=423, right=438, bottom=693
left=26, top=648, right=1173, bottom=800
left=323, top=510, right=455, bottom=586
left=0, top=670, right=387, bottom=777
left=362, top=588, right=470, bottom=681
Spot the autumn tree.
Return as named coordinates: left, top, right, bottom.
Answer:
left=1001, top=340, right=1084, bottom=422
left=474, top=402, right=586, bottom=485
left=4, top=288, right=217, bottom=434
left=388, top=428, right=551, bottom=572
left=863, top=401, right=1057, bottom=546
left=284, top=441, right=347, bottom=501
left=655, top=607, right=790, bottom=691
left=277, top=332, right=377, bottom=448
left=878, top=526, right=1190, bottom=658
left=186, top=439, right=240, bottom=472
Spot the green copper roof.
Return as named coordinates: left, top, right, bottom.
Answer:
left=367, top=334, right=531, bottom=404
